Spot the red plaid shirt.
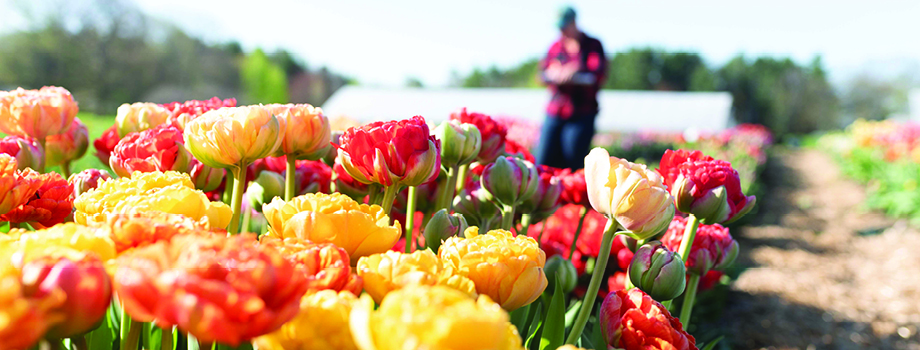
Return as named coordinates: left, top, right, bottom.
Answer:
left=541, top=33, right=607, bottom=119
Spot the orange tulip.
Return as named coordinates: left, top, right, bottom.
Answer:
left=114, top=233, right=307, bottom=346
left=101, top=211, right=218, bottom=255
left=0, top=86, right=78, bottom=141
left=0, top=258, right=65, bottom=350
left=1, top=170, right=73, bottom=228
left=261, top=236, right=363, bottom=295
left=44, top=117, right=89, bottom=168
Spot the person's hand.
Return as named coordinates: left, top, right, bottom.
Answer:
left=555, top=62, right=579, bottom=84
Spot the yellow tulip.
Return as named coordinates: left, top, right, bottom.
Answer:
left=1, top=223, right=116, bottom=263
left=268, top=103, right=332, bottom=160
left=357, top=250, right=477, bottom=304
left=584, top=148, right=675, bottom=240
left=73, top=171, right=231, bottom=229
left=183, top=106, right=285, bottom=170
left=263, top=193, right=400, bottom=265
left=254, top=290, right=359, bottom=350
left=350, top=285, right=523, bottom=350
left=438, top=227, right=547, bottom=311
left=115, top=102, right=171, bottom=137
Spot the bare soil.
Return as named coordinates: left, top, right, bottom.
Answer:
left=710, top=148, right=920, bottom=350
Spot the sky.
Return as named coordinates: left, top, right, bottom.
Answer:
left=3, top=0, right=919, bottom=87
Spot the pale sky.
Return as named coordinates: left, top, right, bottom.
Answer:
left=3, top=0, right=919, bottom=87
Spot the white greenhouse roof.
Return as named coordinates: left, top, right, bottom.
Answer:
left=321, top=86, right=733, bottom=132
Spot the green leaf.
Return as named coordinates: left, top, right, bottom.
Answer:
left=539, top=274, right=567, bottom=350
left=187, top=334, right=201, bottom=350
left=86, top=322, right=115, bottom=350
left=564, top=300, right=582, bottom=328
left=524, top=303, right=544, bottom=349
left=700, top=335, right=724, bottom=350
left=149, top=324, right=163, bottom=350
left=591, top=315, right=606, bottom=350
left=510, top=303, right=531, bottom=337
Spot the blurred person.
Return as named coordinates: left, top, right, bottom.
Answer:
left=537, top=6, right=607, bottom=170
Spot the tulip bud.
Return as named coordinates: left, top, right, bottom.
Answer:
left=480, top=156, right=539, bottom=208
left=45, top=117, right=89, bottom=168
left=188, top=159, right=226, bottom=193
left=115, top=102, right=170, bottom=138
left=423, top=209, right=469, bottom=251
left=453, top=183, right=501, bottom=230
left=322, top=131, right=342, bottom=166
left=0, top=135, right=44, bottom=171
left=248, top=170, right=285, bottom=210
left=20, top=254, right=112, bottom=339
left=628, top=242, right=686, bottom=301
left=658, top=149, right=756, bottom=225
left=544, top=255, right=577, bottom=294
left=68, top=169, right=112, bottom=197
left=519, top=165, right=563, bottom=222
left=433, top=120, right=482, bottom=168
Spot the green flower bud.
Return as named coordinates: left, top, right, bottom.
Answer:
left=544, top=255, right=578, bottom=295
left=423, top=209, right=469, bottom=251
left=628, top=242, right=686, bottom=301
left=434, top=120, right=482, bottom=168
left=247, top=171, right=285, bottom=211
left=480, top=156, right=539, bottom=208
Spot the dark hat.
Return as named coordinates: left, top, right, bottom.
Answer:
left=557, top=6, right=576, bottom=29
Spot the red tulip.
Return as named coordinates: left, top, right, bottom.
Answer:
left=114, top=233, right=307, bottom=346
left=600, top=288, right=697, bottom=350
left=161, top=97, right=237, bottom=130
left=660, top=215, right=739, bottom=275
left=109, top=124, right=191, bottom=177
left=20, top=254, right=112, bottom=339
left=260, top=236, right=363, bottom=295
left=449, top=108, right=507, bottom=163
left=658, top=149, right=755, bottom=224
left=2, top=170, right=73, bottom=228
left=504, top=138, right=535, bottom=163
left=336, top=116, right=440, bottom=187
left=93, top=125, right=120, bottom=166
left=557, top=168, right=589, bottom=207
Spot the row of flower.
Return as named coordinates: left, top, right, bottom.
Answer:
left=0, top=86, right=761, bottom=350
left=817, top=119, right=920, bottom=223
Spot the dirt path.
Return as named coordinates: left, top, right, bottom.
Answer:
left=714, top=148, right=920, bottom=350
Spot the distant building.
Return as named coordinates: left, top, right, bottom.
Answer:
left=321, top=86, right=734, bottom=132
left=911, top=89, right=920, bottom=122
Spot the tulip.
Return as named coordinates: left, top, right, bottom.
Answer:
left=336, top=116, right=440, bottom=217
left=102, top=211, right=216, bottom=255
left=262, top=193, right=401, bottom=265
left=519, top=164, right=563, bottom=227
left=68, top=168, right=113, bottom=197
left=660, top=216, right=739, bottom=276
left=544, top=255, right=578, bottom=295
left=453, top=182, right=501, bottom=232
left=20, top=254, right=112, bottom=338
left=0, top=135, right=44, bottom=171
left=480, top=156, right=539, bottom=230
left=0, top=263, right=65, bottom=350
left=558, top=168, right=589, bottom=207
left=356, top=249, right=476, bottom=304
left=628, top=242, right=686, bottom=301
left=115, top=102, right=171, bottom=138
left=73, top=171, right=232, bottom=230
left=92, top=125, right=120, bottom=166
left=8, top=223, right=117, bottom=263
left=439, top=227, right=547, bottom=310
left=184, top=105, right=285, bottom=234
left=423, top=208, right=468, bottom=252
left=0, top=87, right=78, bottom=172
left=267, top=104, right=332, bottom=198
left=433, top=119, right=482, bottom=169
left=449, top=107, right=508, bottom=164
left=254, top=290, right=360, bottom=350
left=114, top=233, right=308, bottom=346
left=503, top=138, right=535, bottom=163
left=658, top=149, right=756, bottom=225
left=162, top=97, right=238, bottom=130
left=248, top=170, right=285, bottom=210
left=187, top=158, right=225, bottom=192
left=584, top=148, right=675, bottom=240
left=261, top=236, right=363, bottom=295
left=109, top=124, right=191, bottom=178
left=1, top=170, right=73, bottom=229
left=333, top=160, right=369, bottom=201
left=599, top=288, right=696, bottom=350
left=349, top=285, right=523, bottom=350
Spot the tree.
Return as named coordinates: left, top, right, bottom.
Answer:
left=240, top=48, right=289, bottom=104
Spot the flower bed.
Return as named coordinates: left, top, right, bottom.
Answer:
left=0, top=86, right=771, bottom=350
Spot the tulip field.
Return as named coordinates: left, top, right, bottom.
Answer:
left=0, top=87, right=776, bottom=350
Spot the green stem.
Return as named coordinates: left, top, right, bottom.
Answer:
left=520, top=213, right=532, bottom=236
left=565, top=218, right=618, bottom=345
left=120, top=317, right=141, bottom=350
left=368, top=183, right=382, bottom=204
left=676, top=214, right=700, bottom=262
left=480, top=217, right=493, bottom=233
left=71, top=335, right=88, bottom=350
left=228, top=164, right=248, bottom=235
left=500, top=204, right=515, bottom=231
left=537, top=221, right=546, bottom=246
left=568, top=206, right=589, bottom=260
left=434, top=165, right=459, bottom=212
left=241, top=207, right=252, bottom=234
left=61, top=161, right=71, bottom=179
left=379, top=184, right=401, bottom=221
left=455, top=164, right=469, bottom=192
left=41, top=340, right=61, bottom=350
left=405, top=186, right=418, bottom=253
left=36, top=137, right=46, bottom=173
left=661, top=299, right=672, bottom=311
left=222, top=176, right=234, bottom=205
left=161, top=326, right=174, bottom=350
left=679, top=273, right=701, bottom=326
left=284, top=155, right=297, bottom=201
